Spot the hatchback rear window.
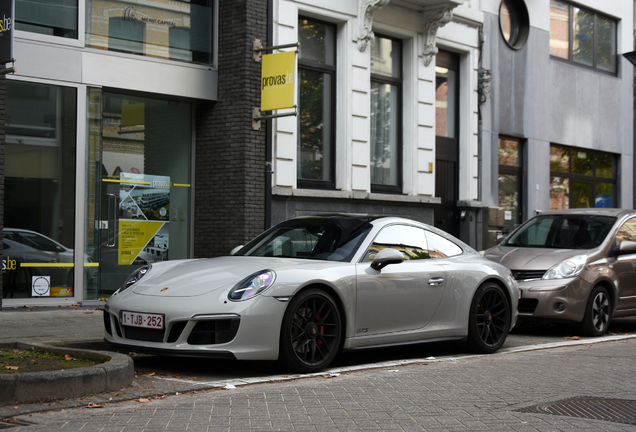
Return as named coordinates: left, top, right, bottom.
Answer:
left=504, top=215, right=616, bottom=249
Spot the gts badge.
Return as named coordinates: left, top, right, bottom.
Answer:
left=356, top=328, right=368, bottom=334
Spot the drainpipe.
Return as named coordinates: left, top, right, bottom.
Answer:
left=265, top=0, right=273, bottom=229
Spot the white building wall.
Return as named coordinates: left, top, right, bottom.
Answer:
left=272, top=0, right=483, bottom=204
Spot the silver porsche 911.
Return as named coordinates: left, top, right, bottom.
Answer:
left=104, top=215, right=519, bottom=373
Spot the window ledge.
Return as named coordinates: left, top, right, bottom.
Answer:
left=272, top=187, right=441, bottom=205
left=457, top=200, right=484, bottom=208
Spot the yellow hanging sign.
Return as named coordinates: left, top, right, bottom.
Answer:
left=261, top=50, right=296, bottom=112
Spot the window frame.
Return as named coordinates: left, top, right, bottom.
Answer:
left=549, top=144, right=618, bottom=210
left=549, top=0, right=617, bottom=75
left=369, top=33, right=403, bottom=194
left=296, top=16, right=337, bottom=190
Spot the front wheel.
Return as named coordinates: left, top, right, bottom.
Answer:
left=467, top=283, right=511, bottom=354
left=279, top=289, right=342, bottom=373
left=580, top=286, right=611, bottom=336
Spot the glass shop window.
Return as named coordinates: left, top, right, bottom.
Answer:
left=498, top=137, right=523, bottom=233
left=15, top=0, right=78, bottom=39
left=3, top=81, right=77, bottom=299
left=85, top=0, right=214, bottom=64
left=549, top=144, right=617, bottom=210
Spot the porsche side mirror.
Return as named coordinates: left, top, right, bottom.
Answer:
left=230, top=245, right=244, bottom=256
left=371, top=248, right=405, bottom=271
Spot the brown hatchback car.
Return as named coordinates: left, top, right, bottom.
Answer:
left=483, top=208, right=636, bottom=336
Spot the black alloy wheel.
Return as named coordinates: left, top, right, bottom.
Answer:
left=279, top=289, right=342, bottom=373
left=467, top=283, right=511, bottom=354
left=580, top=286, right=611, bottom=336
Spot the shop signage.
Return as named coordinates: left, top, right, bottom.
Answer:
left=118, top=173, right=170, bottom=266
left=261, top=50, right=295, bottom=111
left=0, top=0, right=14, bottom=64
left=32, top=276, right=50, bottom=297
left=124, top=7, right=175, bottom=27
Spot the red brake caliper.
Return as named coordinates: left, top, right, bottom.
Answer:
left=316, top=314, right=323, bottom=345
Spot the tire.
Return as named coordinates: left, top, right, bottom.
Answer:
left=467, top=283, right=511, bottom=354
left=279, top=289, right=342, bottom=373
left=579, top=286, right=611, bottom=336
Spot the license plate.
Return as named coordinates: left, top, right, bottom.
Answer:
left=121, top=311, right=164, bottom=329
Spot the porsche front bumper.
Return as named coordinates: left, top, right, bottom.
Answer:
left=103, top=294, right=288, bottom=361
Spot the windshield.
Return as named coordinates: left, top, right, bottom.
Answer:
left=504, top=214, right=616, bottom=249
left=235, top=217, right=374, bottom=262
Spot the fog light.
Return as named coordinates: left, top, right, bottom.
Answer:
left=554, top=302, right=566, bottom=312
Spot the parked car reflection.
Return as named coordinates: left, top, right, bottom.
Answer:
left=3, top=227, right=96, bottom=282
left=2, top=239, right=70, bottom=298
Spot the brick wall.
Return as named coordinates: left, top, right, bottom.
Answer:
left=194, top=0, right=268, bottom=258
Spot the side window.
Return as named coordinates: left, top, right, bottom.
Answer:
left=425, top=231, right=463, bottom=258
left=365, top=225, right=430, bottom=261
left=615, top=218, right=636, bottom=244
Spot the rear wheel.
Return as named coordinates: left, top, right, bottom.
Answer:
left=580, top=286, right=611, bottom=336
left=467, top=283, right=510, bottom=354
left=279, top=289, right=342, bottom=373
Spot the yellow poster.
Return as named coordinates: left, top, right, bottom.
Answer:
left=261, top=50, right=296, bottom=111
left=118, top=173, right=170, bottom=265
left=118, top=220, right=167, bottom=265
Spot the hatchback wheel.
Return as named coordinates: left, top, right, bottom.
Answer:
left=279, top=289, right=342, bottom=373
left=467, top=283, right=510, bottom=354
left=580, top=286, right=611, bottom=336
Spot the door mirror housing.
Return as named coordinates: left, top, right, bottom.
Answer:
left=370, top=248, right=405, bottom=271
left=615, top=240, right=636, bottom=256
left=230, top=245, right=244, bottom=256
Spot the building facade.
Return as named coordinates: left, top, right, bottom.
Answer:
left=1, top=0, right=633, bottom=307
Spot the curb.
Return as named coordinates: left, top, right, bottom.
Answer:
left=0, top=340, right=134, bottom=406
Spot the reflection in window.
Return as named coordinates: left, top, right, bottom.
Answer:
left=549, top=145, right=617, bottom=210
left=616, top=218, right=636, bottom=244
left=435, top=66, right=456, bottom=138
left=16, top=0, right=78, bottom=38
left=297, top=18, right=335, bottom=188
left=550, top=0, right=569, bottom=59
left=549, top=0, right=616, bottom=73
left=4, top=81, right=77, bottom=299
left=86, top=0, right=214, bottom=64
left=498, top=138, right=522, bottom=232
left=505, top=214, right=615, bottom=249
left=366, top=225, right=462, bottom=262
left=108, top=17, right=144, bottom=55
left=573, top=7, right=594, bottom=67
left=499, top=0, right=530, bottom=49
left=370, top=35, right=401, bottom=192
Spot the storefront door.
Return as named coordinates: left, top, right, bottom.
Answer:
left=84, top=89, right=192, bottom=300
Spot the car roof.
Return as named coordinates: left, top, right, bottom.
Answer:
left=536, top=208, right=636, bottom=218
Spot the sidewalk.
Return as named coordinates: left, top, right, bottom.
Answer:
left=2, top=306, right=636, bottom=425
left=7, top=338, right=636, bottom=431
left=0, top=305, right=105, bottom=346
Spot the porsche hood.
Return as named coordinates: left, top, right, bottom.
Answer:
left=128, top=256, right=343, bottom=297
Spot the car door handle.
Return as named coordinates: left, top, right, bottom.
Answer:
left=428, top=278, right=444, bottom=286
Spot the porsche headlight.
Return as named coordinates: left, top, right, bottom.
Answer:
left=115, top=265, right=151, bottom=295
left=543, top=255, right=587, bottom=280
left=228, top=270, right=276, bottom=301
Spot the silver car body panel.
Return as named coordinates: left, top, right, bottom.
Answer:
left=105, top=217, right=519, bottom=361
